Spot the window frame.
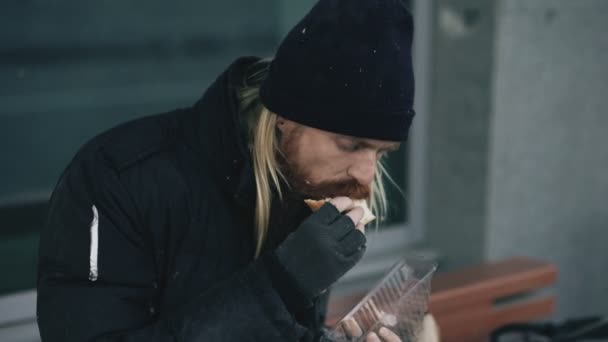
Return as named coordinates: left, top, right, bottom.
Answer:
left=0, top=0, right=434, bottom=334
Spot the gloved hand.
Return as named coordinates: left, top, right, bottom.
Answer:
left=272, top=197, right=367, bottom=302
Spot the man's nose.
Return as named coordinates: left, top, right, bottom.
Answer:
left=347, top=158, right=376, bottom=186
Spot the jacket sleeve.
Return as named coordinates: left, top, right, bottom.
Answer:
left=36, top=148, right=306, bottom=342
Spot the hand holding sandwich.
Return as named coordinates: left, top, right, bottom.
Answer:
left=271, top=197, right=370, bottom=303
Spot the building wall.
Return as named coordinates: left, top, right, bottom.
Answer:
left=486, top=0, right=608, bottom=318
left=424, top=0, right=497, bottom=270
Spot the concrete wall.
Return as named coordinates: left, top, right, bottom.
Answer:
left=486, top=0, right=608, bottom=318
left=424, top=0, right=498, bottom=270
left=424, top=0, right=608, bottom=318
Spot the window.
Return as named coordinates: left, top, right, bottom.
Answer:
left=0, top=0, right=277, bottom=297
left=0, top=2, right=433, bottom=340
left=0, top=0, right=432, bottom=300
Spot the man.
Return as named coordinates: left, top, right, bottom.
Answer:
left=36, top=0, right=416, bottom=341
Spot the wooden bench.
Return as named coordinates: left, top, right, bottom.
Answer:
left=327, top=257, right=558, bottom=341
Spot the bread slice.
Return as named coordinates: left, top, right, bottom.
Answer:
left=304, top=198, right=376, bottom=226
left=418, top=314, right=441, bottom=342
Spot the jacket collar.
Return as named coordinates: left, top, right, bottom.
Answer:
left=184, top=56, right=261, bottom=209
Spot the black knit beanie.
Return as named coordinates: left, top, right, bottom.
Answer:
left=260, top=0, right=415, bottom=141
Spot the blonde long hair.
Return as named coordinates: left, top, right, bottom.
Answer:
left=238, top=60, right=397, bottom=257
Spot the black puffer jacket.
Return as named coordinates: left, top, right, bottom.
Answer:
left=37, top=57, right=330, bottom=341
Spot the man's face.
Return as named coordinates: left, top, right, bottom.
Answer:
left=277, top=117, right=401, bottom=200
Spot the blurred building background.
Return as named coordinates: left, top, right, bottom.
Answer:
left=0, top=0, right=606, bottom=341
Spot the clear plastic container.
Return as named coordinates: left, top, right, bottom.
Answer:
left=325, top=257, right=437, bottom=342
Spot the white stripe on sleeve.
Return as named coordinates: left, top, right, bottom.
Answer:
left=89, top=205, right=99, bottom=281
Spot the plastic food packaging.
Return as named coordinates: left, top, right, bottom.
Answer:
left=325, top=257, right=437, bottom=342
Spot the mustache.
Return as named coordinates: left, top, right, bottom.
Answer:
left=276, top=137, right=371, bottom=200
left=299, top=178, right=371, bottom=200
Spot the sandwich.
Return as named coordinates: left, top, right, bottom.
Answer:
left=304, top=198, right=376, bottom=226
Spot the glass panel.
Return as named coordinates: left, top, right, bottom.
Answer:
left=0, top=202, right=47, bottom=294
left=382, top=147, right=409, bottom=226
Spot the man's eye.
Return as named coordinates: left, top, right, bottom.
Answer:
left=349, top=143, right=362, bottom=151
left=339, top=142, right=361, bottom=152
